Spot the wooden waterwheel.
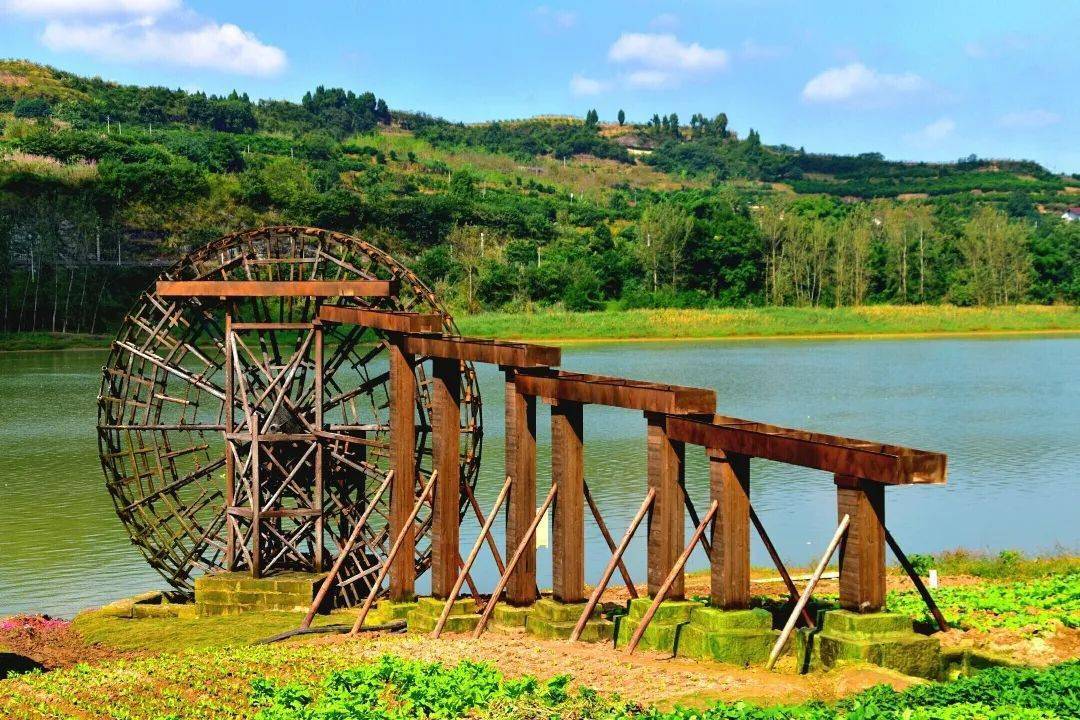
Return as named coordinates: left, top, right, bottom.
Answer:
left=97, top=226, right=483, bottom=605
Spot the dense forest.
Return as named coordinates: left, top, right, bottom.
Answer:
left=1, top=59, right=1077, bottom=335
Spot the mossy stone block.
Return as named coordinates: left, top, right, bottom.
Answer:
left=615, top=598, right=703, bottom=653
left=524, top=599, right=612, bottom=642
left=366, top=600, right=419, bottom=625
left=405, top=597, right=480, bottom=634
left=798, top=610, right=943, bottom=680
left=677, top=608, right=779, bottom=665
left=132, top=603, right=178, bottom=619
left=194, top=571, right=326, bottom=615
left=491, top=603, right=532, bottom=629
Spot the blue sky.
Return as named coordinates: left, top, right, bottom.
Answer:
left=2, top=1, right=1077, bottom=171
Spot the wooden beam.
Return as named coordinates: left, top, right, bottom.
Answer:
left=157, top=279, right=398, bottom=298
left=836, top=475, right=886, bottom=612
left=666, top=415, right=945, bottom=486
left=709, top=449, right=751, bottom=609
left=504, top=370, right=538, bottom=605
left=388, top=340, right=417, bottom=601
left=400, top=335, right=560, bottom=368
left=646, top=415, right=685, bottom=599
left=430, top=357, right=461, bottom=599
left=551, top=399, right=585, bottom=604
left=318, top=304, right=442, bottom=333
left=516, top=371, right=715, bottom=415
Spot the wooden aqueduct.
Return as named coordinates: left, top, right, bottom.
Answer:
left=98, top=226, right=948, bottom=673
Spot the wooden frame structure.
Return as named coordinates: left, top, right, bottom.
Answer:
left=107, top=228, right=946, bottom=628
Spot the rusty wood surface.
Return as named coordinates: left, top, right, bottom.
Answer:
left=570, top=488, right=654, bottom=643
left=836, top=475, right=887, bottom=612
left=430, top=358, right=461, bottom=599
left=646, top=415, right=685, bottom=598
left=504, top=372, right=538, bottom=605
left=318, top=304, right=442, bottom=333
left=709, top=449, right=751, bottom=610
left=666, top=415, right=946, bottom=485
left=552, top=399, right=585, bottom=603
left=517, top=371, right=715, bottom=415
left=400, top=334, right=560, bottom=368
left=157, top=279, right=398, bottom=298
left=627, top=499, right=719, bottom=655
left=388, top=341, right=417, bottom=601
left=473, top=483, right=558, bottom=637
left=433, top=476, right=513, bottom=638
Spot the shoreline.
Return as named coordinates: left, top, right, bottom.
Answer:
left=2, top=326, right=1080, bottom=354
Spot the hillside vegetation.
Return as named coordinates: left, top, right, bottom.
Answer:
left=1, top=60, right=1078, bottom=338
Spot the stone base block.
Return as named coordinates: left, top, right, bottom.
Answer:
left=406, top=597, right=480, bottom=634
left=677, top=607, right=779, bottom=665
left=798, top=610, right=942, bottom=679
left=614, top=598, right=703, bottom=654
left=194, top=571, right=327, bottom=617
left=491, top=603, right=532, bottom=630
left=100, top=591, right=187, bottom=619
left=365, top=600, right=418, bottom=627
left=524, top=598, right=613, bottom=642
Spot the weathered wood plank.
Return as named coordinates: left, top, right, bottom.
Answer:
left=318, top=305, right=442, bottom=333
left=516, top=371, right=715, bottom=415
left=709, top=449, right=751, bottom=609
left=504, top=371, right=538, bottom=605
left=666, top=415, right=945, bottom=485
left=646, top=415, right=685, bottom=599
left=551, top=400, right=585, bottom=603
left=430, top=357, right=461, bottom=599
left=401, top=335, right=560, bottom=368
left=388, top=340, right=417, bottom=600
left=157, top=280, right=398, bottom=298
left=836, top=475, right=886, bottom=612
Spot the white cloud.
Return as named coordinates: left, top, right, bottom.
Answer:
left=625, top=70, right=672, bottom=89
left=3, top=0, right=178, bottom=17
left=738, top=39, right=788, bottom=61
left=569, top=73, right=607, bottom=96
left=905, top=117, right=955, bottom=146
left=608, top=33, right=728, bottom=72
left=533, top=5, right=576, bottom=30
left=997, top=109, right=1061, bottom=129
left=802, top=62, right=924, bottom=105
left=42, top=17, right=287, bottom=76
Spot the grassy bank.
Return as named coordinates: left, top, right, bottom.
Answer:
left=4, top=305, right=1078, bottom=352
left=457, top=304, right=1080, bottom=342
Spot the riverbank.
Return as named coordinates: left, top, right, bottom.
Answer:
left=1, top=550, right=1077, bottom=718
left=3, top=305, right=1077, bottom=352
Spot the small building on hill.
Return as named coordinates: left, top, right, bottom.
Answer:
left=1061, top=207, right=1080, bottom=222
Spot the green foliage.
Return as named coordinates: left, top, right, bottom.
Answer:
left=12, top=97, right=51, bottom=118
left=908, top=554, right=936, bottom=576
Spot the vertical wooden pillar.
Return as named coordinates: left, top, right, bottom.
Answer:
left=646, top=414, right=685, bottom=599
left=430, top=357, right=461, bottom=599
left=504, top=370, right=538, bottom=605
left=836, top=475, right=886, bottom=613
left=708, top=449, right=751, bottom=609
left=224, top=312, right=236, bottom=571
left=312, top=321, right=325, bottom=573
left=388, top=336, right=417, bottom=600
left=551, top=399, right=585, bottom=603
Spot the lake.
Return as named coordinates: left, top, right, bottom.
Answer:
left=1, top=335, right=1078, bottom=617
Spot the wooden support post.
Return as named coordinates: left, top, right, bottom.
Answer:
left=646, top=414, right=685, bottom=599
left=551, top=399, right=585, bottom=604
left=504, top=370, right=538, bottom=605
left=709, top=449, right=751, bottom=610
left=835, top=475, right=886, bottom=613
left=388, top=336, right=417, bottom=600
left=224, top=312, right=235, bottom=570
left=430, top=358, right=461, bottom=599
left=313, top=321, right=324, bottom=573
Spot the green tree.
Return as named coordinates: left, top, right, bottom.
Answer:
left=617, top=109, right=625, bottom=126
left=585, top=109, right=599, bottom=127
left=637, top=202, right=694, bottom=292
left=957, top=206, right=1032, bottom=305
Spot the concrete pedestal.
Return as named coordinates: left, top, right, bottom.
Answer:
left=406, top=597, right=480, bottom=634
left=194, top=571, right=327, bottom=617
left=490, top=603, right=532, bottom=630
left=614, top=598, right=702, bottom=654
left=524, top=598, right=613, bottom=642
left=798, top=610, right=942, bottom=679
left=364, top=599, right=418, bottom=627
left=677, top=607, right=779, bottom=665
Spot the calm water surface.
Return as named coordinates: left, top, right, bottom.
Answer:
left=1, top=336, right=1078, bottom=616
